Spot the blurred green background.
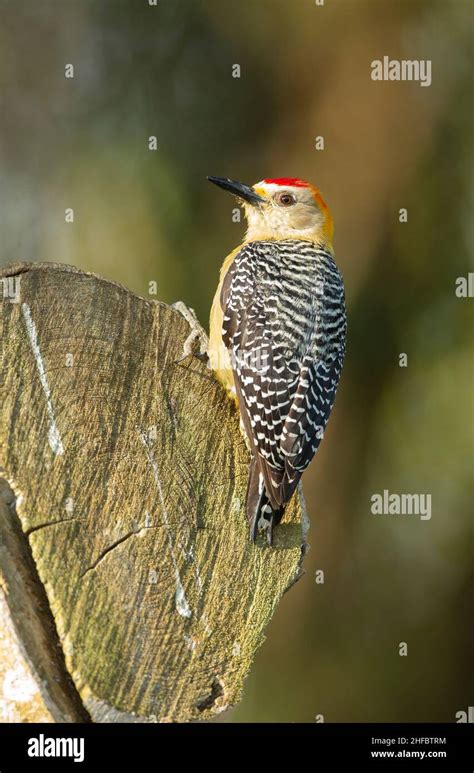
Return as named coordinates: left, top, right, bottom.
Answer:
left=0, top=0, right=472, bottom=722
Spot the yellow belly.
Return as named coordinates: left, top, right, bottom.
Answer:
left=208, top=244, right=244, bottom=402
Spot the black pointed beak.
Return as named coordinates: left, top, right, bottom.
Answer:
left=207, top=176, right=265, bottom=206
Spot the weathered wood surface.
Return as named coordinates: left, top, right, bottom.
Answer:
left=0, top=262, right=307, bottom=722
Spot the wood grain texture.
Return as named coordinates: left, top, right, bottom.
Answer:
left=0, top=262, right=307, bottom=722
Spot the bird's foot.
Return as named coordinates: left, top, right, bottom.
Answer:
left=172, top=301, right=209, bottom=362
left=249, top=506, right=275, bottom=546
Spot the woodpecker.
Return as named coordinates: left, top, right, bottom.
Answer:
left=207, top=176, right=346, bottom=545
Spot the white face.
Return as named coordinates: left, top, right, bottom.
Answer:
left=244, top=181, right=326, bottom=241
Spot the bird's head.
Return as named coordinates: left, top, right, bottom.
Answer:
left=208, top=176, right=334, bottom=249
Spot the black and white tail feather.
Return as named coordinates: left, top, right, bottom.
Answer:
left=245, top=457, right=284, bottom=545
left=221, top=239, right=347, bottom=544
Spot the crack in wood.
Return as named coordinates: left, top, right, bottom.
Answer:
left=195, top=678, right=224, bottom=712
left=25, top=516, right=85, bottom=537
left=0, top=478, right=91, bottom=722
left=80, top=528, right=150, bottom=579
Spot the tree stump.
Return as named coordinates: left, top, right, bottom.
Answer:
left=0, top=262, right=307, bottom=722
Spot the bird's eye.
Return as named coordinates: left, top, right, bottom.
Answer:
left=276, top=191, right=296, bottom=207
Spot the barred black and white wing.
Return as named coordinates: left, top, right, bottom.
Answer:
left=221, top=239, right=346, bottom=543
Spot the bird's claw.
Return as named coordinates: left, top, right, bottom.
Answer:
left=172, top=301, right=209, bottom=363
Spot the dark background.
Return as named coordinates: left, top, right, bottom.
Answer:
left=0, top=0, right=472, bottom=722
